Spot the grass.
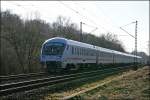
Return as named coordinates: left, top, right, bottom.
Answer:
left=2, top=65, right=146, bottom=100
left=78, top=66, right=150, bottom=100
left=43, top=66, right=136, bottom=99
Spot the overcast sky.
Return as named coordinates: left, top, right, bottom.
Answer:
left=2, top=1, right=149, bottom=55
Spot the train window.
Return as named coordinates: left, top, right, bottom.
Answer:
left=80, top=48, right=82, bottom=56
left=72, top=46, right=74, bottom=55
left=104, top=53, right=106, bottom=57
left=73, top=47, right=75, bottom=55
left=78, top=48, right=79, bottom=55
left=79, top=48, right=81, bottom=56
left=82, top=49, right=84, bottom=56
left=89, top=49, right=91, bottom=56
left=90, top=49, right=92, bottom=56
left=89, top=50, right=91, bottom=56
left=100, top=52, right=103, bottom=56
left=77, top=48, right=79, bottom=55
left=90, top=50, right=92, bottom=56
left=43, top=42, right=65, bottom=56
left=78, top=48, right=80, bottom=56
left=74, top=47, right=76, bottom=55
left=81, top=48, right=83, bottom=56
left=92, top=50, right=95, bottom=56
left=79, top=48, right=81, bottom=55
left=76, top=47, right=78, bottom=55
left=86, top=49, right=88, bottom=56
left=97, top=52, right=99, bottom=56
left=67, top=45, right=69, bottom=50
left=79, top=48, right=80, bottom=56
left=80, top=48, right=82, bottom=55
left=76, top=48, right=78, bottom=55
left=75, top=47, right=77, bottom=55
left=90, top=49, right=91, bottom=56
left=76, top=47, right=77, bottom=55
left=93, top=50, right=95, bottom=56
left=107, top=53, right=109, bottom=57
left=103, top=52, right=105, bottom=57
left=83, top=48, right=84, bottom=56
left=102, top=52, right=104, bottom=57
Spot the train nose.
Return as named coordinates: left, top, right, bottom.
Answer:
left=40, top=55, right=46, bottom=62
left=42, top=55, right=45, bottom=58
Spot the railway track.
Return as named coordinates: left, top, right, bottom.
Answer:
left=63, top=69, right=132, bottom=99
left=0, top=65, right=133, bottom=97
left=0, top=72, right=47, bottom=82
left=63, top=65, right=145, bottom=100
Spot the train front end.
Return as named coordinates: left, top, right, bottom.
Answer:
left=40, top=37, right=66, bottom=72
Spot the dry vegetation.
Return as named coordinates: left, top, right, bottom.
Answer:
left=78, top=66, right=150, bottom=100
left=43, top=66, right=149, bottom=100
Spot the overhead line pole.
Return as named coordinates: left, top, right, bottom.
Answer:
left=135, top=21, right=138, bottom=67
left=79, top=22, right=98, bottom=42
left=80, top=22, right=83, bottom=42
left=120, top=21, right=138, bottom=70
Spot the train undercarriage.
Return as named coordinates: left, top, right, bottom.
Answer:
left=42, top=61, right=138, bottom=74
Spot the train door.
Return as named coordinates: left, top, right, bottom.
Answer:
left=113, top=53, right=115, bottom=64
left=96, top=50, right=99, bottom=64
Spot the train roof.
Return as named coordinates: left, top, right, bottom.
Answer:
left=44, top=37, right=141, bottom=58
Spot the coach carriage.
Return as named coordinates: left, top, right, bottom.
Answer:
left=40, top=37, right=142, bottom=72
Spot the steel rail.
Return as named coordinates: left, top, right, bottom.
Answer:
left=0, top=69, right=106, bottom=90
left=0, top=65, right=133, bottom=96
left=0, top=72, right=102, bottom=96
left=63, top=69, right=127, bottom=100
left=63, top=65, right=142, bottom=100
left=0, top=72, right=46, bottom=81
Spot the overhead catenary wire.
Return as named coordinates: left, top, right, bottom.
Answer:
left=3, top=1, right=148, bottom=57
left=120, top=22, right=136, bottom=29
left=82, top=22, right=98, bottom=33
left=74, top=2, right=121, bottom=34
left=120, top=27, right=135, bottom=38
left=9, top=1, right=113, bottom=35
left=9, top=2, right=136, bottom=39
left=75, top=2, right=138, bottom=39
left=58, top=1, right=112, bottom=33
left=8, top=2, right=27, bottom=10
left=74, top=3, right=113, bottom=30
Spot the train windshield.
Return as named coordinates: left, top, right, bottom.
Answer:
left=43, top=42, right=65, bottom=56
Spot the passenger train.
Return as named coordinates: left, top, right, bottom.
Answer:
left=40, top=37, right=142, bottom=72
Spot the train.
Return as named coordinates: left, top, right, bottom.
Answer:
left=40, top=37, right=142, bottom=72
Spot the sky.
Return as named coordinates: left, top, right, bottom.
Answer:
left=1, top=1, right=149, bottom=55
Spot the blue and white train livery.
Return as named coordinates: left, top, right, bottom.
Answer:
left=40, top=37, right=142, bottom=72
